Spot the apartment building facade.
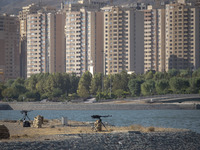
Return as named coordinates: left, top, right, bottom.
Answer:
left=143, top=6, right=166, bottom=72
left=19, top=3, right=44, bottom=78
left=65, top=8, right=104, bottom=75
left=143, top=1, right=200, bottom=73
left=165, top=2, right=200, bottom=71
left=26, top=7, right=66, bottom=78
left=0, top=14, right=20, bottom=81
left=102, top=6, right=144, bottom=75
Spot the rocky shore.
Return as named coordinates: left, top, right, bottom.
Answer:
left=1, top=131, right=200, bottom=150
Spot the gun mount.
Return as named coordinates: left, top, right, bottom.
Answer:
left=91, top=115, right=112, bottom=132
left=20, top=110, right=32, bottom=127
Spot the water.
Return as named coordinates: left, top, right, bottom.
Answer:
left=0, top=110, right=200, bottom=133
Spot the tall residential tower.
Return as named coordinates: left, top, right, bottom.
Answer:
left=102, top=6, right=144, bottom=75
left=0, top=14, right=20, bottom=81
left=26, top=6, right=66, bottom=77
left=65, top=8, right=104, bottom=75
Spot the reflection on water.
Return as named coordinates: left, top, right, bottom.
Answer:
left=0, top=110, right=200, bottom=133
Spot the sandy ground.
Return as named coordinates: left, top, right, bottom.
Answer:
left=0, top=119, right=187, bottom=142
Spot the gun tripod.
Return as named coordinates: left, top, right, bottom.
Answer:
left=92, top=118, right=107, bottom=132
left=20, top=110, right=31, bottom=121
left=20, top=110, right=31, bottom=127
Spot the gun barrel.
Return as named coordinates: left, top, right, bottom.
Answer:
left=91, top=115, right=112, bottom=119
left=101, top=115, right=112, bottom=118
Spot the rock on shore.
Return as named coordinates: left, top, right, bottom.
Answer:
left=0, top=131, right=200, bottom=150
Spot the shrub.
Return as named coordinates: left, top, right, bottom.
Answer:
left=148, top=126, right=155, bottom=132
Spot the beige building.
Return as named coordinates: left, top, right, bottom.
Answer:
left=102, top=6, right=144, bottom=75
left=165, top=1, right=200, bottom=71
left=19, top=3, right=44, bottom=78
left=65, top=8, right=104, bottom=75
left=143, top=1, right=200, bottom=73
left=26, top=7, right=66, bottom=78
left=64, top=0, right=107, bottom=76
left=143, top=6, right=166, bottom=72
left=0, top=14, right=20, bottom=81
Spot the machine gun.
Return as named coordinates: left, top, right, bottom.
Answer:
left=91, top=115, right=112, bottom=131
left=91, top=115, right=112, bottom=119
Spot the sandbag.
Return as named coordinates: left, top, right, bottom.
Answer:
left=0, top=124, right=10, bottom=139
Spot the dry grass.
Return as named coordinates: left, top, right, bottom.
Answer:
left=128, top=124, right=185, bottom=133
left=0, top=119, right=188, bottom=141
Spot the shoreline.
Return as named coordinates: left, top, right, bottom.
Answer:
left=0, top=101, right=199, bottom=110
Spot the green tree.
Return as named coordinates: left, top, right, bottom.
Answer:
left=47, top=88, right=63, bottom=99
left=18, top=91, right=40, bottom=102
left=12, top=83, right=27, bottom=95
left=154, top=72, right=167, bottom=80
left=128, top=79, right=144, bottom=96
left=112, top=71, right=129, bottom=92
left=43, top=73, right=65, bottom=95
left=187, top=78, right=200, bottom=94
left=145, top=70, right=154, bottom=80
left=25, top=75, right=38, bottom=91
left=13, top=78, right=25, bottom=85
left=0, top=83, right=6, bottom=99
left=103, top=74, right=113, bottom=93
left=62, top=73, right=71, bottom=96
left=192, top=68, right=200, bottom=77
left=69, top=73, right=80, bottom=94
left=5, top=79, right=14, bottom=87
left=180, top=69, right=191, bottom=78
left=114, top=89, right=125, bottom=98
left=77, top=84, right=90, bottom=98
left=36, top=80, right=46, bottom=95
left=168, top=69, right=180, bottom=78
left=77, top=71, right=92, bottom=98
left=129, top=73, right=137, bottom=80
left=141, top=80, right=155, bottom=96
left=155, top=80, right=170, bottom=95
left=2, top=88, right=18, bottom=99
left=169, top=77, right=189, bottom=93
left=90, top=73, right=103, bottom=95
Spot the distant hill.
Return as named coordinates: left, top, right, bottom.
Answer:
left=0, top=0, right=155, bottom=15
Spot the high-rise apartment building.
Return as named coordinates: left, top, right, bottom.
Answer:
left=64, top=0, right=108, bottom=76
left=19, top=3, right=43, bottom=78
left=102, top=6, right=144, bottom=75
left=26, top=7, right=66, bottom=78
left=19, top=3, right=43, bottom=38
left=143, top=1, right=200, bottom=73
left=165, top=1, right=200, bottom=71
left=65, top=8, right=104, bottom=75
left=0, top=14, right=20, bottom=81
left=143, top=6, right=166, bottom=72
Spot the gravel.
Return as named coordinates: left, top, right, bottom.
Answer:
left=1, top=131, right=200, bottom=150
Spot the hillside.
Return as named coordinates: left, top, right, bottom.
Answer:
left=0, top=0, right=154, bottom=15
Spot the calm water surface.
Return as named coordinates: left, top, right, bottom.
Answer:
left=0, top=110, right=200, bottom=133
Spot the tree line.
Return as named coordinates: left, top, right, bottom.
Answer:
left=0, top=69, right=200, bottom=102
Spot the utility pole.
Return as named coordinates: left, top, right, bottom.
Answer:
left=110, top=75, right=112, bottom=98
left=110, top=0, right=113, bottom=5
